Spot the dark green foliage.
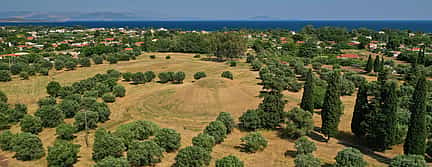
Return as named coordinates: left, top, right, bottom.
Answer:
left=300, top=68, right=314, bottom=113
left=404, top=76, right=428, bottom=155
left=74, top=111, right=99, bottom=131
left=114, top=120, right=160, bottom=147
left=54, top=59, right=65, bottom=70
left=340, top=78, right=356, bottom=96
left=204, top=121, right=227, bottom=144
left=7, top=103, right=28, bottom=122
left=144, top=71, right=156, bottom=82
left=37, top=97, right=56, bottom=107
left=92, top=56, right=104, bottom=64
left=35, top=105, right=64, bottom=128
left=321, top=71, right=343, bottom=140
left=173, top=71, right=186, bottom=83
left=216, top=112, right=235, bottom=134
left=90, top=102, right=111, bottom=123
left=259, top=90, right=286, bottom=129
left=65, top=60, right=78, bottom=70
left=216, top=155, right=244, bottom=167
left=221, top=71, right=233, bottom=80
left=194, top=72, right=207, bottom=80
left=335, top=147, right=367, bottom=167
left=192, top=133, right=216, bottom=151
left=56, top=123, right=76, bottom=140
left=19, top=71, right=29, bottom=80
left=113, top=85, right=126, bottom=97
left=102, top=93, right=116, bottom=103
left=174, top=146, right=211, bottom=167
left=122, top=72, right=133, bottom=81
left=20, top=115, right=43, bottom=134
left=210, top=32, right=247, bottom=60
left=295, top=136, right=316, bottom=155
left=0, top=70, right=11, bottom=82
left=95, top=156, right=131, bottom=167
left=373, top=56, right=381, bottom=73
left=166, top=55, right=171, bottom=59
left=240, top=132, right=268, bottom=153
left=158, top=72, right=172, bottom=83
left=58, top=100, right=79, bottom=118
left=107, top=55, right=118, bottom=64
left=380, top=80, right=399, bottom=148
left=0, top=111, right=9, bottom=129
left=10, top=62, right=26, bottom=75
left=107, top=69, right=122, bottom=80
left=132, top=72, right=145, bottom=84
left=154, top=128, right=181, bottom=152
left=127, top=141, right=164, bottom=166
left=351, top=82, right=368, bottom=137
left=194, top=54, right=201, bottom=58
left=389, top=155, right=426, bottom=167
left=0, top=90, right=7, bottom=103
left=295, top=154, right=321, bottom=167
left=229, top=61, right=237, bottom=67
left=149, top=55, right=156, bottom=59
left=47, top=81, right=62, bottom=97
left=79, top=57, right=91, bottom=67
left=365, top=55, right=373, bottom=73
left=283, top=107, right=314, bottom=139
left=12, top=133, right=45, bottom=161
left=47, top=140, right=80, bottom=167
left=92, top=128, right=126, bottom=161
left=239, top=109, right=263, bottom=131
left=0, top=130, right=15, bottom=151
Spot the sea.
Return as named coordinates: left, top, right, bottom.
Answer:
left=1, top=20, right=432, bottom=32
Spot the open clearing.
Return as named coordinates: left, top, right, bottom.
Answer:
left=0, top=53, right=406, bottom=167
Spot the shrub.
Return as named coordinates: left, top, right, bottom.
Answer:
left=229, top=61, right=237, bottom=67
left=47, top=81, right=62, bottom=97
left=192, top=133, right=216, bottom=151
left=47, top=140, right=80, bottom=167
left=295, top=137, right=316, bottom=155
left=158, top=72, right=172, bottom=83
left=35, top=105, right=64, bottom=128
left=294, top=154, right=321, bottom=167
left=221, top=71, right=233, bottom=80
left=107, top=55, right=118, bottom=64
left=239, top=109, right=263, bottom=131
left=216, top=112, right=235, bottom=134
left=283, top=107, right=314, bottom=139
left=19, top=72, right=29, bottom=80
left=0, top=90, right=7, bottom=103
left=341, top=78, right=356, bottom=96
left=193, top=54, right=201, bottom=58
left=12, top=132, right=45, bottom=161
left=92, top=128, right=126, bottom=161
left=39, top=68, right=49, bottom=76
left=389, top=154, right=426, bottom=167
left=240, top=132, right=267, bottom=153
left=132, top=72, right=145, bottom=84
left=122, top=72, right=133, bottom=81
left=127, top=141, right=164, bottom=166
left=173, top=72, right=186, bottom=83
left=58, top=99, right=80, bottom=118
left=7, top=103, right=27, bottom=122
left=56, top=123, right=76, bottom=140
left=0, top=130, right=15, bottom=151
left=153, top=128, right=181, bottom=152
left=74, top=111, right=99, bottom=131
left=54, top=60, right=65, bottom=70
left=174, top=146, right=211, bottom=167
left=149, top=55, right=156, bottom=59
left=93, top=56, right=104, bottom=64
left=0, top=70, right=12, bottom=82
left=166, top=55, right=171, bottom=59
left=107, top=69, right=122, bottom=80
left=312, top=62, right=322, bottom=70
left=20, top=115, right=43, bottom=134
left=90, top=102, right=111, bottom=123
left=193, top=72, right=207, bottom=80
left=335, top=147, right=367, bottom=167
left=95, top=156, right=131, bottom=167
left=113, top=85, right=126, bottom=97
left=216, top=155, right=244, bottom=167
left=144, top=71, right=156, bottom=82
left=204, top=121, right=227, bottom=144
left=114, top=120, right=160, bottom=147
left=79, top=57, right=91, bottom=67
left=102, top=93, right=116, bottom=103
left=37, top=97, right=57, bottom=107
left=65, top=60, right=77, bottom=70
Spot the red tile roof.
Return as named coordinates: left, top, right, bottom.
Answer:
left=337, top=54, right=360, bottom=59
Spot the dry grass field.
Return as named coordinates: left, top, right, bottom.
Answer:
left=0, top=52, right=411, bottom=167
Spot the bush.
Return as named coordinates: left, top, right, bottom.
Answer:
left=0, top=70, right=12, bottom=82
left=56, top=123, right=76, bottom=140
left=12, top=132, right=45, bottom=161
left=79, top=57, right=91, bottom=67
left=229, top=61, right=237, bottom=67
left=193, top=54, right=201, bottom=58
left=0, top=90, right=7, bottom=103
left=239, top=109, right=263, bottom=131
left=37, top=97, right=56, bottom=107
left=95, top=156, right=131, bottom=167
left=90, top=102, right=111, bottom=123
left=107, top=55, right=118, bottom=64
left=216, top=155, right=244, bottom=167
left=389, top=154, right=426, bottom=167
left=7, top=103, right=27, bottom=122
left=93, top=56, right=104, bottom=64
left=204, top=121, right=227, bottom=144
left=47, top=140, right=80, bottom=167
left=282, top=108, right=314, bottom=139
left=341, top=78, right=356, bottom=96
left=144, top=71, right=156, bottom=82
left=74, top=111, right=99, bottom=131
left=295, top=137, right=316, bottom=155
left=58, top=99, right=80, bottom=118
left=113, top=85, right=126, bottom=97
left=221, top=71, right=233, bottom=80
left=114, top=120, right=160, bottom=147
left=0, top=130, right=15, bottom=151
left=158, top=72, right=172, bottom=83
left=216, top=112, right=235, bottom=134
left=174, top=146, right=211, bottom=167
left=132, top=72, right=145, bottom=84
left=122, top=72, right=133, bottom=81
left=173, top=72, right=186, bottom=83
left=92, top=128, right=126, bottom=161
left=65, top=60, right=77, bottom=70
left=294, top=154, right=321, bottom=167
left=192, top=133, right=216, bottom=151
left=193, top=72, right=207, bottom=80
left=19, top=72, right=29, bottom=80
left=127, top=141, right=164, bottom=166
left=20, top=115, right=43, bottom=134
left=166, top=55, right=171, bottom=59
left=149, top=55, right=156, bottom=59
left=154, top=128, right=181, bottom=152
left=39, top=68, right=49, bottom=76
left=240, top=132, right=267, bottom=153
left=35, top=105, right=64, bottom=128
left=47, top=81, right=62, bottom=97
left=312, top=62, right=322, bottom=70
left=335, top=147, right=367, bottom=167
left=102, top=93, right=116, bottom=103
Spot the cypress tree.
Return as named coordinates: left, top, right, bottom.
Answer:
left=258, top=90, right=286, bottom=129
left=381, top=80, right=399, bottom=148
left=300, top=68, right=315, bottom=113
left=321, top=71, right=343, bottom=141
left=373, top=56, right=381, bottom=73
left=351, top=81, right=368, bottom=137
left=380, top=56, right=385, bottom=72
left=365, top=55, right=373, bottom=73
left=404, top=76, right=428, bottom=155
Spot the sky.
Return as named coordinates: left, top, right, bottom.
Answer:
left=1, top=0, right=432, bottom=20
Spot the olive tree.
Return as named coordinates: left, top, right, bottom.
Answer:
left=12, top=132, right=45, bottom=161
left=127, top=141, right=164, bottom=166
left=240, top=132, right=268, bottom=153
left=204, top=121, right=227, bottom=144
left=153, top=128, right=181, bottom=152
left=20, top=115, right=43, bottom=134
left=174, top=146, right=211, bottom=167
left=192, top=133, right=216, bottom=151
left=47, top=140, right=80, bottom=167
left=216, top=155, right=244, bottom=167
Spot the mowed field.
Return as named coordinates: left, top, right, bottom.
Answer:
left=0, top=52, right=407, bottom=167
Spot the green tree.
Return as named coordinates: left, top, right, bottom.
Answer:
left=174, top=146, right=211, bottom=167
left=74, top=111, right=99, bottom=131
left=216, top=155, right=244, bottom=167
left=351, top=81, right=368, bottom=137
left=295, top=136, right=316, bottom=155
left=295, top=154, right=321, bottom=167
left=114, top=120, right=160, bottom=147
left=12, top=132, right=45, bottom=161
left=239, top=109, right=263, bottom=131
left=389, top=154, right=426, bottom=167
left=47, top=81, right=62, bottom=97
left=259, top=90, right=286, bottom=129
left=321, top=71, right=343, bottom=141
left=0, top=130, right=15, bottom=151
left=79, top=57, right=91, bottom=67
left=127, top=141, right=164, bottom=166
left=95, top=156, right=131, bottom=167
left=300, top=68, right=315, bottom=113
left=58, top=100, right=80, bottom=118
left=194, top=72, right=207, bottom=80
left=35, top=105, right=64, bottom=128
left=144, top=71, right=156, bottom=82
left=204, top=121, right=227, bottom=144
left=47, top=140, right=80, bottom=167
left=335, top=147, right=367, bottom=167
left=56, top=123, right=76, bottom=140
left=283, top=107, right=314, bottom=139
left=92, top=128, right=126, bottom=161
left=192, top=133, right=216, bottom=151
left=381, top=80, right=399, bottom=148
left=153, top=128, right=181, bottom=152
left=122, top=72, right=133, bottom=82
left=216, top=112, right=235, bottom=134
left=240, top=132, right=268, bottom=153
left=158, top=72, right=172, bottom=83
left=92, top=56, right=104, bottom=65
left=373, top=56, right=381, bottom=73
left=0, top=70, right=11, bottom=82
left=210, top=32, right=247, bottom=60
left=113, top=85, right=126, bottom=97
left=365, top=55, right=374, bottom=73
left=8, top=103, right=28, bottom=122
left=173, top=72, right=186, bottom=83
left=0, top=90, right=7, bottom=103
left=404, top=76, right=428, bottom=155
left=221, top=71, right=233, bottom=80
left=102, top=93, right=116, bottom=103
left=20, top=115, right=43, bottom=134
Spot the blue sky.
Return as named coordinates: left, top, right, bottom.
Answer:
left=2, top=0, right=431, bottom=20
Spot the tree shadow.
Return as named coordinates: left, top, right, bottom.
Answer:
left=200, top=57, right=225, bottom=62
left=284, top=150, right=297, bottom=157
left=307, top=131, right=328, bottom=143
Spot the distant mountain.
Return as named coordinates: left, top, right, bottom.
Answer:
left=248, top=16, right=281, bottom=20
